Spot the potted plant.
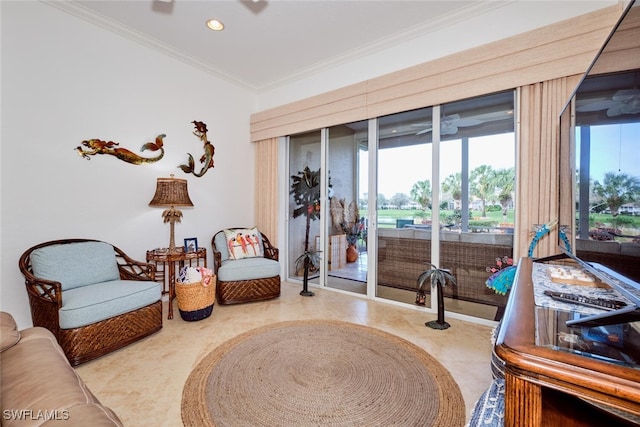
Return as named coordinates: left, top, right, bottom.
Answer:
left=417, top=264, right=457, bottom=330
left=290, top=166, right=321, bottom=296
left=330, top=198, right=363, bottom=262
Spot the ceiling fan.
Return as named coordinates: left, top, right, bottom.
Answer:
left=576, top=88, right=640, bottom=116
left=413, top=110, right=510, bottom=136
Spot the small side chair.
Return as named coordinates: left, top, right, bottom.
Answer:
left=211, top=227, right=281, bottom=304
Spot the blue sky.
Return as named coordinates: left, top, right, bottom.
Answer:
left=359, top=122, right=639, bottom=200
left=360, top=133, right=516, bottom=199
left=576, top=123, right=640, bottom=184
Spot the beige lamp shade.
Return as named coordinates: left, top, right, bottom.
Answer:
left=149, top=176, right=194, bottom=207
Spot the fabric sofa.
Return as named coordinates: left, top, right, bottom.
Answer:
left=1, top=311, right=123, bottom=426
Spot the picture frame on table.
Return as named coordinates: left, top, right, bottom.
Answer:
left=184, top=238, right=198, bottom=252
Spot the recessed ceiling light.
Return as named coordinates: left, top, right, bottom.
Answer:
left=206, top=19, right=224, bottom=31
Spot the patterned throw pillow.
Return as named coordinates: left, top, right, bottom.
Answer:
left=224, top=227, right=264, bottom=260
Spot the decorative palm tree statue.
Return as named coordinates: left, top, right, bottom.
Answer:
left=290, top=166, right=321, bottom=297
left=417, top=264, right=457, bottom=330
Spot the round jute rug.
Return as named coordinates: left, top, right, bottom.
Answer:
left=181, top=320, right=465, bottom=427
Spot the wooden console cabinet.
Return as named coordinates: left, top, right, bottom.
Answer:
left=495, top=257, right=640, bottom=426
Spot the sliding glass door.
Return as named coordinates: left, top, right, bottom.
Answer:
left=288, top=130, right=322, bottom=287
left=371, top=92, right=515, bottom=320
left=435, top=92, right=515, bottom=321
left=326, top=121, right=368, bottom=294
left=287, top=91, right=515, bottom=321
left=375, top=107, right=433, bottom=306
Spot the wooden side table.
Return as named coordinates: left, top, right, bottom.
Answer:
left=146, top=247, right=207, bottom=319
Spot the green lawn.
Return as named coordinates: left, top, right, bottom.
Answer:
left=376, top=208, right=515, bottom=228
left=375, top=209, right=640, bottom=233
left=583, top=213, right=640, bottom=229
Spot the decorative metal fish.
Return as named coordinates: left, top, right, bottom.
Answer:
left=486, top=219, right=571, bottom=295
left=76, top=134, right=165, bottom=165
left=178, top=121, right=215, bottom=177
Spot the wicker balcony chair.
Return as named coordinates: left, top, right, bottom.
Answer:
left=18, top=239, right=163, bottom=366
left=211, top=228, right=281, bottom=304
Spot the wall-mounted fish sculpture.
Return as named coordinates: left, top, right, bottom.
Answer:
left=76, top=134, right=165, bottom=165
left=178, top=121, right=215, bottom=177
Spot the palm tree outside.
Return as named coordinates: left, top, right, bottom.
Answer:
left=592, top=172, right=640, bottom=227
left=410, top=179, right=432, bottom=211
left=470, top=165, right=496, bottom=217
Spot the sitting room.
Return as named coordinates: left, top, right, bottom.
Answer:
left=2, top=1, right=639, bottom=426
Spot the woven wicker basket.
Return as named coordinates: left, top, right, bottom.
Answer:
left=175, top=276, right=216, bottom=321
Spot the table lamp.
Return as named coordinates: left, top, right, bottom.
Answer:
left=149, top=175, right=194, bottom=253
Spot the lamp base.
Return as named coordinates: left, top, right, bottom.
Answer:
left=162, top=207, right=183, bottom=254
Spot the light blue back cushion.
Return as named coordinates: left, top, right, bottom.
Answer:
left=214, top=232, right=230, bottom=261
left=30, top=242, right=120, bottom=290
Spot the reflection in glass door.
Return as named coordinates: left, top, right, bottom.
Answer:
left=326, top=121, right=368, bottom=295
left=288, top=130, right=322, bottom=288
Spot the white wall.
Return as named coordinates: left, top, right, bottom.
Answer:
left=1, top=2, right=256, bottom=328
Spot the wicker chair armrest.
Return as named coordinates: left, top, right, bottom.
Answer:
left=211, top=233, right=223, bottom=274
left=212, top=250, right=222, bottom=274
left=262, top=235, right=279, bottom=261
left=24, top=277, right=63, bottom=307
left=113, top=246, right=155, bottom=281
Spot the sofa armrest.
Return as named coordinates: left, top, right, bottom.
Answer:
left=1, top=326, right=123, bottom=426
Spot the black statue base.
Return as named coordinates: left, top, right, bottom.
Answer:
left=426, top=320, right=450, bottom=330
left=300, top=290, right=315, bottom=297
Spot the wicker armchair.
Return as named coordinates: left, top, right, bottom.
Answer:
left=18, top=239, right=163, bottom=366
left=211, top=228, right=281, bottom=304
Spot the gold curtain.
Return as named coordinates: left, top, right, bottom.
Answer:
left=254, top=138, right=279, bottom=242
left=515, top=75, right=581, bottom=259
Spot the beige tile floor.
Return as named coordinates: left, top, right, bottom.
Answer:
left=76, top=282, right=495, bottom=426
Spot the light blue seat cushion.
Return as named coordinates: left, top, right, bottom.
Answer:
left=218, top=257, right=280, bottom=282
left=30, top=242, right=120, bottom=290
left=59, top=280, right=161, bottom=329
